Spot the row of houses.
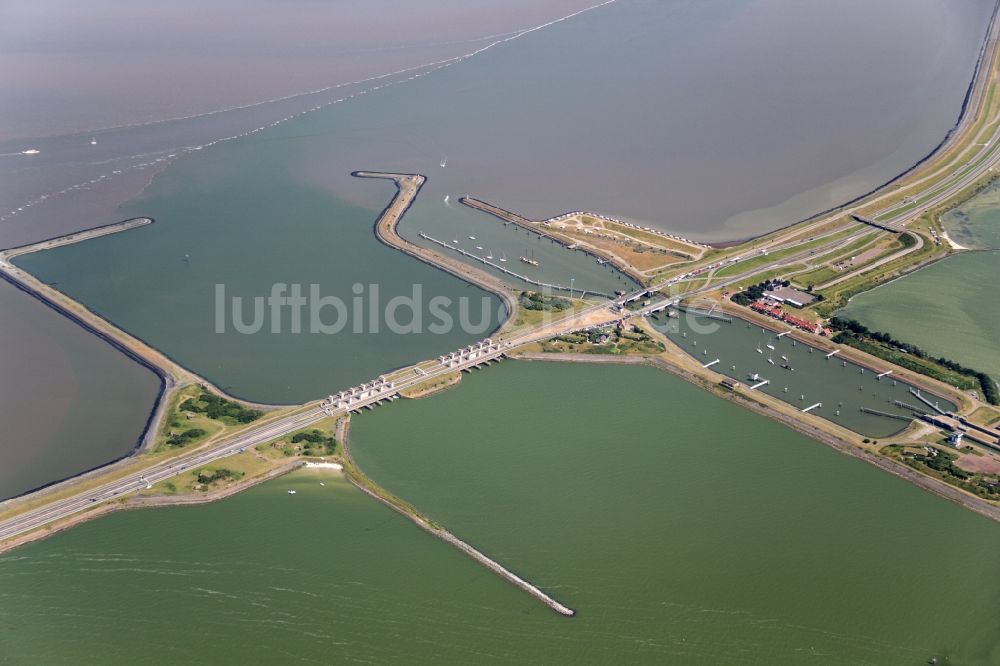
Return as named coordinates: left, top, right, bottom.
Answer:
left=749, top=300, right=830, bottom=337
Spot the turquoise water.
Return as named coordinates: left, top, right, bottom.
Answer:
left=10, top=0, right=994, bottom=406
left=15, top=160, right=505, bottom=405
left=2, top=2, right=999, bottom=657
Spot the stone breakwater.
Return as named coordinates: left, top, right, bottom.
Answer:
left=354, top=171, right=519, bottom=319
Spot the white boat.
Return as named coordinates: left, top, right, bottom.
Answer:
left=469, top=235, right=476, bottom=240
left=756, top=347, right=763, bottom=354
left=475, top=245, right=483, bottom=250
left=766, top=344, right=775, bottom=350
left=444, top=195, right=450, bottom=204
left=89, top=138, right=97, bottom=146
left=499, top=254, right=507, bottom=263
left=452, top=239, right=458, bottom=244
left=440, top=157, right=447, bottom=168
left=767, top=358, right=775, bottom=365
left=486, top=250, right=494, bottom=259
left=20, top=149, right=40, bottom=155
left=287, top=490, right=297, bottom=495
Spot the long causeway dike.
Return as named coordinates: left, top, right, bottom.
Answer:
left=0, top=218, right=283, bottom=502
left=459, top=195, right=651, bottom=286
left=0, top=172, right=583, bottom=617
left=340, top=179, right=576, bottom=615
left=354, top=172, right=519, bottom=318
left=337, top=411, right=576, bottom=616
left=516, top=350, right=1000, bottom=524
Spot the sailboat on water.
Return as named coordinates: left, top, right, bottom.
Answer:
left=519, top=249, right=539, bottom=266
left=440, top=156, right=448, bottom=168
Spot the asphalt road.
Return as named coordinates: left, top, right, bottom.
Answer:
left=5, top=11, right=1000, bottom=544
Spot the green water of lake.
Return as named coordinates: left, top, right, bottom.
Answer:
left=941, top=180, right=1000, bottom=249
left=350, top=362, right=1000, bottom=664
left=841, top=177, right=1000, bottom=387
left=5, top=362, right=999, bottom=663
left=840, top=251, right=1000, bottom=384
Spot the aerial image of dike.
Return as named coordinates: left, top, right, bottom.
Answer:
left=3, top=3, right=1000, bottom=637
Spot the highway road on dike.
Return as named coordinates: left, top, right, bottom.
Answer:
left=0, top=207, right=941, bottom=545
left=5, top=17, right=1000, bottom=543
left=0, top=297, right=633, bottom=544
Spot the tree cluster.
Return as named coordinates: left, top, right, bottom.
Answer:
left=730, top=279, right=787, bottom=306
left=829, top=317, right=998, bottom=405
left=181, top=388, right=263, bottom=424
left=166, top=428, right=207, bottom=447
left=519, top=291, right=571, bottom=312
left=291, top=429, right=336, bottom=455
left=196, top=468, right=243, bottom=485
